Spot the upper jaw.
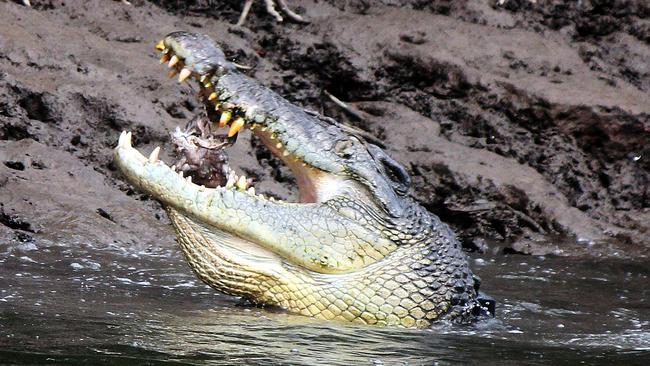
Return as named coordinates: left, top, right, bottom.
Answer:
left=156, top=32, right=367, bottom=207
left=156, top=31, right=351, bottom=176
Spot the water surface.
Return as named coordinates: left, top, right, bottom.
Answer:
left=1, top=239, right=649, bottom=365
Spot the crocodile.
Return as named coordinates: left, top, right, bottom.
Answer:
left=113, top=31, right=493, bottom=328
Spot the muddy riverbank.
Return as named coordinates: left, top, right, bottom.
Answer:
left=0, top=0, right=648, bottom=257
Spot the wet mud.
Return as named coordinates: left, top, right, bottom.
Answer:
left=0, top=0, right=648, bottom=257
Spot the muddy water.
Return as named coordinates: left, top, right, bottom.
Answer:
left=1, top=239, right=648, bottom=365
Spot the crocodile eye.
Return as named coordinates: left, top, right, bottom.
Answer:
left=366, top=144, right=411, bottom=195
left=379, top=156, right=411, bottom=195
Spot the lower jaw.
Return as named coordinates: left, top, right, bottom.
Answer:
left=166, top=205, right=284, bottom=280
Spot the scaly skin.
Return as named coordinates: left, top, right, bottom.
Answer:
left=114, top=32, right=488, bottom=328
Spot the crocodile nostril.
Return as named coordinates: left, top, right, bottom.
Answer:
left=334, top=140, right=354, bottom=158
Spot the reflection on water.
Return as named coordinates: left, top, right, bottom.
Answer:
left=1, top=238, right=649, bottom=365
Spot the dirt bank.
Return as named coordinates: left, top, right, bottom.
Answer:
left=0, top=0, right=648, bottom=257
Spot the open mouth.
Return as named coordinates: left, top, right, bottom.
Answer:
left=150, top=35, right=329, bottom=205
left=113, top=32, right=402, bottom=276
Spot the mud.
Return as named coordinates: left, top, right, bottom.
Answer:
left=0, top=0, right=648, bottom=257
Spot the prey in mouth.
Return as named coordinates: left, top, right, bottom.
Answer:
left=113, top=31, right=485, bottom=328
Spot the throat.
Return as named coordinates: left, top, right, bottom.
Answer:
left=253, top=129, right=327, bottom=204
left=295, top=166, right=326, bottom=203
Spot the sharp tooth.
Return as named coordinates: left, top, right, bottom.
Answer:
left=228, top=118, right=245, bottom=137
left=259, top=194, right=266, bottom=200
left=261, top=127, right=267, bottom=132
left=236, top=175, right=247, bottom=190
left=178, top=68, right=192, bottom=82
left=215, top=103, right=221, bottom=111
left=208, top=92, right=218, bottom=101
left=118, top=131, right=127, bottom=147
left=247, top=187, right=256, bottom=195
left=204, top=82, right=213, bottom=88
left=168, top=55, right=180, bottom=68
left=149, top=146, right=161, bottom=163
left=160, top=53, right=171, bottom=63
left=125, top=132, right=132, bottom=147
left=186, top=175, right=192, bottom=183
left=167, top=69, right=178, bottom=79
left=276, top=142, right=282, bottom=149
left=199, top=185, right=205, bottom=192
left=250, top=124, right=257, bottom=130
left=219, top=110, right=232, bottom=127
left=200, top=75, right=208, bottom=83
left=270, top=133, right=276, bottom=140
left=155, top=40, right=165, bottom=51
left=282, top=150, right=290, bottom=157
left=225, top=174, right=236, bottom=189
